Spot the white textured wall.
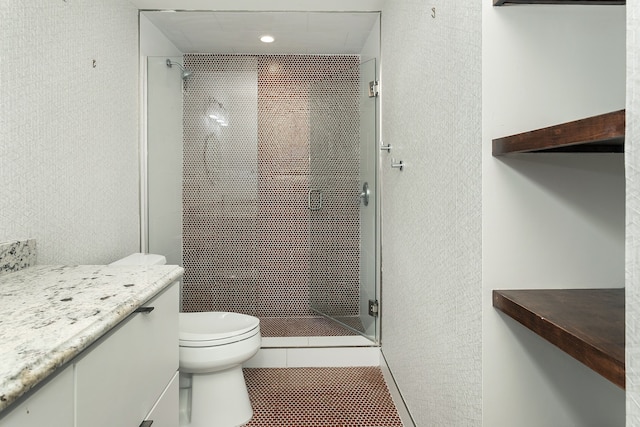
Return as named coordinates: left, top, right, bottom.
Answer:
left=483, top=5, right=625, bottom=426
left=140, top=14, right=182, bottom=57
left=627, top=0, right=640, bottom=423
left=380, top=0, right=482, bottom=424
left=0, top=1, right=140, bottom=264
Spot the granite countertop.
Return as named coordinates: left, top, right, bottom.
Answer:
left=0, top=264, right=184, bottom=413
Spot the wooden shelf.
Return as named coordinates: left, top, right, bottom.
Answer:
left=494, top=0, right=624, bottom=6
left=492, top=109, right=625, bottom=155
left=493, top=288, right=625, bottom=389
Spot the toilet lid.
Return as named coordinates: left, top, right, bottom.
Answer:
left=179, top=312, right=260, bottom=343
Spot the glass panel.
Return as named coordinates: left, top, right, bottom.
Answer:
left=309, top=59, right=378, bottom=341
left=358, top=58, right=378, bottom=341
left=148, top=52, right=378, bottom=341
left=147, top=56, right=184, bottom=266
left=181, top=56, right=259, bottom=314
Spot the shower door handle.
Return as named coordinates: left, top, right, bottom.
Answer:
left=308, top=189, right=323, bottom=211
left=359, top=182, right=370, bottom=206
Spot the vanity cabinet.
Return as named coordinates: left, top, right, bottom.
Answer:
left=0, top=281, right=179, bottom=427
left=0, top=367, right=74, bottom=427
left=144, top=371, right=180, bottom=427
left=76, top=281, right=179, bottom=427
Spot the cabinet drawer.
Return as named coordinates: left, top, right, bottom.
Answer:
left=0, top=366, right=73, bottom=427
left=144, top=371, right=179, bottom=427
left=75, top=282, right=179, bottom=427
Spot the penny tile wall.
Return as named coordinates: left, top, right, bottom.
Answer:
left=181, top=55, right=361, bottom=318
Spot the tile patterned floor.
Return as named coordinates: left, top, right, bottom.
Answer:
left=259, top=316, right=361, bottom=337
left=242, top=367, right=404, bottom=427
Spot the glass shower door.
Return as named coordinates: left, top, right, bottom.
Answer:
left=309, top=59, right=378, bottom=342
left=357, top=58, right=378, bottom=341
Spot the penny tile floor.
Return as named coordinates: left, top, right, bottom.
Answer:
left=259, top=316, right=363, bottom=337
left=242, top=367, right=404, bottom=427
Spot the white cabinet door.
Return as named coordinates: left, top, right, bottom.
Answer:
left=144, top=371, right=179, bottom=427
left=75, top=282, right=179, bottom=427
left=0, top=366, right=73, bottom=427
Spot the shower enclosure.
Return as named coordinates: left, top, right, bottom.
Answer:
left=146, top=53, right=379, bottom=342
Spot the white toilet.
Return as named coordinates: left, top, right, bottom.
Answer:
left=180, top=311, right=261, bottom=427
left=109, top=253, right=261, bottom=427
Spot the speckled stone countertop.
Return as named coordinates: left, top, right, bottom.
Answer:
left=0, top=264, right=183, bottom=413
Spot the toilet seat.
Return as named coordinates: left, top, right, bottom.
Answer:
left=179, top=312, right=261, bottom=348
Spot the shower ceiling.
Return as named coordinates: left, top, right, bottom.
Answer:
left=142, top=11, right=379, bottom=54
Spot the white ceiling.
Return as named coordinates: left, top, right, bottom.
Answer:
left=142, top=11, right=379, bottom=54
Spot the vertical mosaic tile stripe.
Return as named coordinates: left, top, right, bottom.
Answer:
left=0, top=239, right=36, bottom=275
left=181, top=54, right=361, bottom=319
left=242, top=367, right=404, bottom=427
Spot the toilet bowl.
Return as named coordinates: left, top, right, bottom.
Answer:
left=109, top=253, right=261, bottom=427
left=180, top=312, right=261, bottom=427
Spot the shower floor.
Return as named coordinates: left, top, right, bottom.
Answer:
left=259, top=316, right=363, bottom=337
left=241, top=367, right=404, bottom=427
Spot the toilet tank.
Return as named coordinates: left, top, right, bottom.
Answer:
left=109, top=253, right=167, bottom=266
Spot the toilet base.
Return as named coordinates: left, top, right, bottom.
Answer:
left=181, top=366, right=253, bottom=427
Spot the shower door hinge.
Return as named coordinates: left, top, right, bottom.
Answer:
left=368, top=81, right=379, bottom=98
left=368, top=299, right=379, bottom=317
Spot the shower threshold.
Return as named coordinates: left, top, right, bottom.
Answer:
left=259, top=316, right=376, bottom=348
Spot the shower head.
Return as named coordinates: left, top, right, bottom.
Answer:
left=166, top=59, right=193, bottom=80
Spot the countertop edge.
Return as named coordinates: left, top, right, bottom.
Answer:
left=0, top=265, right=184, bottom=413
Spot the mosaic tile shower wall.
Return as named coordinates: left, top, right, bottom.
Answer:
left=181, top=54, right=361, bottom=318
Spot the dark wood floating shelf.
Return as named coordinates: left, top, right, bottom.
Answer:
left=494, top=0, right=624, bottom=6
left=493, top=288, right=625, bottom=389
left=492, top=109, right=625, bottom=155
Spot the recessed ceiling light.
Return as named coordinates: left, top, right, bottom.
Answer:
left=260, top=35, right=275, bottom=43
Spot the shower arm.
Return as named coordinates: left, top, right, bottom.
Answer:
left=166, top=59, right=185, bottom=71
